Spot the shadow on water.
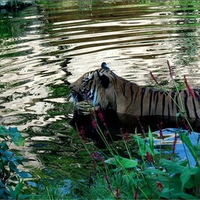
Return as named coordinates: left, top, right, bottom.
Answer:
left=0, top=0, right=200, bottom=189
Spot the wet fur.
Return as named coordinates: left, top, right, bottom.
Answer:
left=69, top=63, right=200, bottom=135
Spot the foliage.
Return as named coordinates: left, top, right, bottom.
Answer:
left=0, top=126, right=31, bottom=199
left=73, top=127, right=200, bottom=199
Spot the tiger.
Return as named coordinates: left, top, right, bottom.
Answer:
left=68, top=62, right=200, bottom=135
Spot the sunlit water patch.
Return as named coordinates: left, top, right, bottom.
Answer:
left=154, top=129, right=200, bottom=166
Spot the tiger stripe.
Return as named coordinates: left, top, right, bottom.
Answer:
left=69, top=63, right=200, bottom=125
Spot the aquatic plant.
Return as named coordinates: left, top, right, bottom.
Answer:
left=0, top=126, right=31, bottom=199
left=71, top=112, right=200, bottom=199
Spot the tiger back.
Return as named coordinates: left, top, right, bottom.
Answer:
left=69, top=62, right=200, bottom=133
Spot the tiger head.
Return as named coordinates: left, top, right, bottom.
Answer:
left=69, top=62, right=119, bottom=110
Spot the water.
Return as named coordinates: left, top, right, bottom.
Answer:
left=0, top=0, right=200, bottom=182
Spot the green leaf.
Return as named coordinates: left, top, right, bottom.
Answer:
left=123, top=172, right=136, bottom=186
left=176, top=192, right=198, bottom=200
left=18, top=171, right=32, bottom=178
left=13, top=179, right=24, bottom=199
left=159, top=158, right=185, bottom=174
left=104, top=157, right=116, bottom=165
left=4, top=150, right=13, bottom=159
left=0, top=180, right=5, bottom=188
left=140, top=168, right=165, bottom=176
left=9, top=162, right=19, bottom=173
left=0, top=126, right=9, bottom=136
left=148, top=126, right=154, bottom=154
left=159, top=188, right=174, bottom=199
left=0, top=141, right=8, bottom=150
left=105, top=155, right=137, bottom=169
left=8, top=127, right=24, bottom=146
left=0, top=189, right=6, bottom=199
left=133, top=135, right=153, bottom=157
left=180, top=167, right=200, bottom=190
left=179, top=132, right=199, bottom=166
left=27, top=181, right=37, bottom=188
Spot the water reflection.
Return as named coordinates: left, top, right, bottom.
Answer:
left=154, top=129, right=200, bottom=167
left=0, top=0, right=200, bottom=180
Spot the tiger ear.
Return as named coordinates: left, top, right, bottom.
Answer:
left=97, top=71, right=110, bottom=88
left=101, top=62, right=110, bottom=70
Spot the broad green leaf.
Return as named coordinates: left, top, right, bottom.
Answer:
left=159, top=158, right=185, bottom=174
left=0, top=126, right=9, bottom=136
left=105, top=155, right=137, bottom=169
left=13, top=180, right=24, bottom=199
left=8, top=127, right=24, bottom=146
left=104, top=157, right=116, bottom=165
left=0, top=180, right=4, bottom=188
left=0, top=142, right=8, bottom=150
left=140, top=168, right=166, bottom=176
left=27, top=181, right=37, bottom=188
left=159, top=188, right=175, bottom=199
left=133, top=135, right=154, bottom=157
left=148, top=126, right=154, bottom=154
left=9, top=162, right=19, bottom=173
left=176, top=192, right=198, bottom=200
left=180, top=167, right=199, bottom=190
left=179, top=132, right=199, bottom=165
left=4, top=150, right=13, bottom=159
left=0, top=126, right=24, bottom=146
left=0, top=189, right=6, bottom=198
left=115, top=155, right=137, bottom=168
left=18, top=171, right=32, bottom=178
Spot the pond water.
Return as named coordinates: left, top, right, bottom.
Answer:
left=0, top=0, right=200, bottom=185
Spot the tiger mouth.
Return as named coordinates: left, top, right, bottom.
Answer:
left=68, top=91, right=84, bottom=102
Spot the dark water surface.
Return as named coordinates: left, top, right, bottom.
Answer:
left=0, top=0, right=200, bottom=182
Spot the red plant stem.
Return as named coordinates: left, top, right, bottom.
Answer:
left=120, top=128, right=129, bottom=143
left=89, top=110, right=97, bottom=129
left=181, top=118, right=191, bottom=134
left=136, top=116, right=145, bottom=134
left=150, top=71, right=159, bottom=85
left=156, top=181, right=164, bottom=192
left=184, top=75, right=195, bottom=98
left=146, top=151, right=153, bottom=163
left=134, top=186, right=138, bottom=200
left=92, top=152, right=106, bottom=167
left=167, top=60, right=173, bottom=79
left=97, top=107, right=107, bottom=127
left=115, top=188, right=120, bottom=198
left=157, top=122, right=164, bottom=139
left=104, top=175, right=112, bottom=192
left=172, top=133, right=178, bottom=155
left=90, top=152, right=97, bottom=169
left=76, top=124, right=88, bottom=143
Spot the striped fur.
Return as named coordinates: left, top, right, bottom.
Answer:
left=69, top=63, right=200, bottom=123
